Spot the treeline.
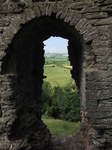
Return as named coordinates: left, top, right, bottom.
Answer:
left=42, top=82, right=81, bottom=122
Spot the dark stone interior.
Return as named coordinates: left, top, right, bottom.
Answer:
left=2, top=16, right=83, bottom=87
left=1, top=15, right=83, bottom=149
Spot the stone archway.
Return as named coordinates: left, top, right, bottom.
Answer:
left=1, top=14, right=85, bottom=149
left=0, top=1, right=112, bottom=150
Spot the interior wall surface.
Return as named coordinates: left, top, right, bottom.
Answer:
left=0, top=0, right=112, bottom=150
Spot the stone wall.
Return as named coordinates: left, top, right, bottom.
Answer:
left=0, top=0, right=112, bottom=149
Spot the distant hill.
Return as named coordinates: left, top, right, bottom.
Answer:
left=45, top=52, right=68, bottom=58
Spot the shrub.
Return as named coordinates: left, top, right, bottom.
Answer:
left=57, top=84, right=81, bottom=122
left=42, top=82, right=52, bottom=114
left=42, top=82, right=81, bottom=122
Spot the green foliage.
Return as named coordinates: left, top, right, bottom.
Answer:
left=42, top=57, right=81, bottom=122
left=59, top=84, right=81, bottom=122
left=42, top=82, right=81, bottom=122
left=42, top=82, right=52, bottom=115
left=42, top=115, right=80, bottom=136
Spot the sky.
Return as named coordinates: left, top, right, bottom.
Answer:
left=44, top=37, right=68, bottom=53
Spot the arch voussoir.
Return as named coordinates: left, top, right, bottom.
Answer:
left=59, top=7, right=69, bottom=20
left=38, top=2, right=46, bottom=16
left=83, top=26, right=99, bottom=43
left=64, top=9, right=76, bottom=23
left=33, top=5, right=41, bottom=18
left=69, top=11, right=82, bottom=27
left=75, top=18, right=89, bottom=32
left=48, top=3, right=56, bottom=16
left=23, top=8, right=37, bottom=22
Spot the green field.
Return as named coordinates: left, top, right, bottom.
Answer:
left=43, top=57, right=72, bottom=87
left=42, top=115, right=80, bottom=136
left=42, top=57, right=80, bottom=136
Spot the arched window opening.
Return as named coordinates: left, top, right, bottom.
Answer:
left=42, top=36, right=81, bottom=136
left=1, top=16, right=84, bottom=149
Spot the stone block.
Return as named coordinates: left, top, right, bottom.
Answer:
left=0, top=50, right=6, bottom=60
left=83, top=27, right=99, bottom=43
left=51, top=2, right=58, bottom=14
left=97, top=63, right=108, bottom=70
left=93, top=47, right=112, bottom=56
left=10, top=15, right=22, bottom=28
left=85, top=70, right=112, bottom=82
left=90, top=118, right=112, bottom=128
left=0, top=4, right=8, bottom=13
left=97, top=90, right=112, bottom=100
left=0, top=27, right=4, bottom=34
left=87, top=110, right=112, bottom=119
left=33, top=6, right=41, bottom=17
left=96, top=55, right=112, bottom=63
left=48, top=3, right=54, bottom=16
left=0, top=16, right=11, bottom=27
left=95, top=17, right=112, bottom=26
left=81, top=6, right=101, bottom=13
left=97, top=25, right=112, bottom=33
left=0, top=0, right=6, bottom=3
left=56, top=10, right=62, bottom=19
left=101, top=5, right=112, bottom=12
left=70, top=11, right=82, bottom=26
left=92, top=39, right=111, bottom=49
left=79, top=21, right=92, bottom=35
left=85, top=12, right=108, bottom=19
left=24, top=8, right=36, bottom=22
left=86, top=81, right=112, bottom=90
left=69, top=2, right=91, bottom=10
left=60, top=7, right=69, bottom=20
left=98, top=100, right=112, bottom=107
left=103, top=0, right=112, bottom=5
left=64, top=9, right=76, bottom=23
left=41, top=3, right=46, bottom=16
left=75, top=18, right=88, bottom=32
left=44, top=3, right=50, bottom=16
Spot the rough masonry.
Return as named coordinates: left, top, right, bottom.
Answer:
left=0, top=0, right=112, bottom=149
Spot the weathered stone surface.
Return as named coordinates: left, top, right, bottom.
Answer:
left=69, top=2, right=92, bottom=10
left=92, top=38, right=111, bottom=48
left=83, top=27, right=99, bottom=42
left=60, top=7, right=69, bottom=20
left=0, top=0, right=112, bottom=150
left=33, top=6, right=41, bottom=17
left=85, top=12, right=108, bottom=19
left=95, top=17, right=112, bottom=26
left=93, top=47, right=112, bottom=56
left=70, top=11, right=82, bottom=26
left=101, top=5, right=112, bottom=11
left=81, top=6, right=101, bottom=13
left=64, top=9, right=76, bottom=23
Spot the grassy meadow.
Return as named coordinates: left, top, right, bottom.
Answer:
left=42, top=115, right=80, bottom=136
left=43, top=57, right=72, bottom=87
left=42, top=55, right=80, bottom=136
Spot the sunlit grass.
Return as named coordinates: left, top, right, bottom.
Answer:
left=42, top=58, right=80, bottom=136
left=42, top=115, right=80, bottom=136
left=44, top=65, right=72, bottom=87
left=43, top=57, right=72, bottom=87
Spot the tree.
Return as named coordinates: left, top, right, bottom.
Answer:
left=42, top=82, right=81, bottom=122
left=42, top=82, right=52, bottom=115
left=58, top=84, right=81, bottom=122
